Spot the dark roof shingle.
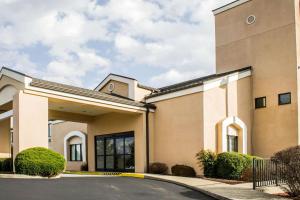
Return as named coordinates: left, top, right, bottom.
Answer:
left=30, top=78, right=146, bottom=108
left=146, top=66, right=251, bottom=98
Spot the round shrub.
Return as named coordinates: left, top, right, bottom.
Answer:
left=0, top=158, right=12, bottom=172
left=149, top=162, right=168, bottom=174
left=196, top=150, right=217, bottom=177
left=215, top=152, right=250, bottom=180
left=271, top=145, right=300, bottom=197
left=15, top=147, right=65, bottom=177
left=171, top=165, right=196, bottom=177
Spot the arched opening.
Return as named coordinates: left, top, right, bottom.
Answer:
left=64, top=131, right=86, bottom=163
left=219, top=116, right=247, bottom=154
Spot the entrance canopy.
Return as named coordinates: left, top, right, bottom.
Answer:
left=0, top=67, right=154, bottom=169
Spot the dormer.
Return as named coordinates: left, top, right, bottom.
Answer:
left=95, top=74, right=157, bottom=101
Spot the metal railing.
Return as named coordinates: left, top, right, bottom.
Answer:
left=253, top=158, right=286, bottom=189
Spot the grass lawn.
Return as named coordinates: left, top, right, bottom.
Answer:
left=64, top=171, right=122, bottom=175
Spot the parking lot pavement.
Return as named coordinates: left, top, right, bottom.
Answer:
left=0, top=177, right=216, bottom=200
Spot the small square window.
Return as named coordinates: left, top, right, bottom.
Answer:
left=279, top=93, right=291, bottom=105
left=255, top=97, right=266, bottom=109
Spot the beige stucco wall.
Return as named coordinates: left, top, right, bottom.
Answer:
left=151, top=76, right=252, bottom=175
left=135, top=87, right=152, bottom=101
left=215, top=0, right=298, bottom=158
left=49, top=121, right=87, bottom=155
left=295, top=0, right=300, bottom=145
left=0, top=119, right=10, bottom=157
left=49, top=121, right=87, bottom=171
left=203, top=77, right=252, bottom=154
left=13, top=92, right=48, bottom=158
left=152, top=93, right=204, bottom=175
left=100, top=80, right=129, bottom=98
left=87, top=112, right=146, bottom=172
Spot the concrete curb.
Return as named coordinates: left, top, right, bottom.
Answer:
left=143, top=175, right=230, bottom=200
left=0, top=173, right=62, bottom=179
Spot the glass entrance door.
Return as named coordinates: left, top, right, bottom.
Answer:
left=95, top=132, right=134, bottom=172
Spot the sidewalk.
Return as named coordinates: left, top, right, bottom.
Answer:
left=143, top=174, right=289, bottom=200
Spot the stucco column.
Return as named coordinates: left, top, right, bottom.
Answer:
left=13, top=91, right=48, bottom=160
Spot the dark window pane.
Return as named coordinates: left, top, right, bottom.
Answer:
left=279, top=93, right=291, bottom=105
left=116, top=155, right=124, bottom=170
left=97, top=156, right=104, bottom=169
left=227, top=136, right=238, bottom=152
left=106, top=156, right=114, bottom=169
left=96, top=139, right=104, bottom=155
left=125, top=155, right=135, bottom=170
left=106, top=139, right=114, bottom=155
left=255, top=97, right=266, bottom=109
left=125, top=137, right=134, bottom=154
left=116, top=138, right=124, bottom=154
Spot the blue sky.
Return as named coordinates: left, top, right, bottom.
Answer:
left=0, top=0, right=233, bottom=89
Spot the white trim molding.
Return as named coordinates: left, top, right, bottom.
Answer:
left=146, top=69, right=251, bottom=103
left=221, top=116, right=247, bottom=154
left=213, top=0, right=250, bottom=15
left=0, top=110, right=13, bottom=122
left=64, top=131, right=87, bottom=163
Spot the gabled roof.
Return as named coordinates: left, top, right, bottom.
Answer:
left=146, top=66, right=252, bottom=99
left=94, top=73, right=157, bottom=92
left=30, top=78, right=146, bottom=107
left=0, top=67, right=149, bottom=109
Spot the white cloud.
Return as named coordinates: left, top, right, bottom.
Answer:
left=149, top=68, right=208, bottom=87
left=0, top=0, right=234, bottom=87
left=0, top=50, right=39, bottom=75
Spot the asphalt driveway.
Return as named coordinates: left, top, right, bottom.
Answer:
left=0, top=177, right=215, bottom=200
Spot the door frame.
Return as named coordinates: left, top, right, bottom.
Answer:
left=94, top=131, right=135, bottom=172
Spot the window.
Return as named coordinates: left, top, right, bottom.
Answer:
left=255, top=97, right=266, bottom=109
left=227, top=135, right=238, bottom=152
left=70, top=144, right=82, bottom=161
left=48, top=123, right=52, bottom=142
left=279, top=92, right=291, bottom=105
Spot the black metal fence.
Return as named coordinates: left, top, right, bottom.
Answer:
left=253, top=159, right=286, bottom=189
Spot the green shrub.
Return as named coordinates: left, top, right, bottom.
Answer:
left=196, top=150, right=217, bottom=177
left=0, top=158, right=12, bottom=172
left=15, top=147, right=65, bottom=177
left=81, top=162, right=88, bottom=171
left=215, top=152, right=257, bottom=180
left=149, top=162, right=168, bottom=174
left=271, top=145, right=300, bottom=197
left=171, top=165, right=196, bottom=177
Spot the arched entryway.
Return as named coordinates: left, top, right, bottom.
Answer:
left=219, top=116, right=247, bottom=154
left=64, top=131, right=87, bottom=164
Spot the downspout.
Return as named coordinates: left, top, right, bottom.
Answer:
left=144, top=103, right=156, bottom=173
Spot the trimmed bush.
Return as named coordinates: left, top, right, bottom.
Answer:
left=271, top=145, right=300, bottom=197
left=81, top=162, right=88, bottom=171
left=171, top=165, right=196, bottom=177
left=149, top=162, right=168, bottom=174
left=0, top=158, right=12, bottom=172
left=196, top=150, right=217, bottom=177
left=15, top=147, right=65, bottom=177
left=215, top=152, right=255, bottom=180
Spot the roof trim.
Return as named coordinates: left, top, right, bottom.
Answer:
left=146, top=67, right=251, bottom=103
left=0, top=67, right=32, bottom=85
left=213, top=0, right=251, bottom=15
left=137, top=83, right=159, bottom=92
